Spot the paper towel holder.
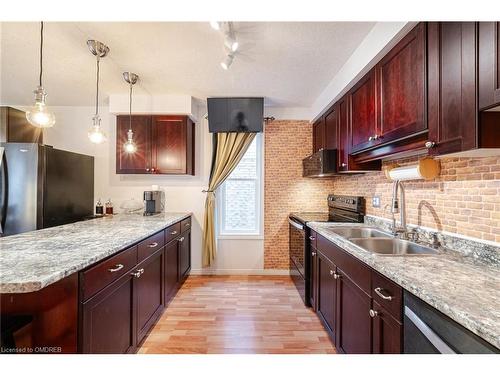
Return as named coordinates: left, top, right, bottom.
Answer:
left=384, top=158, right=441, bottom=181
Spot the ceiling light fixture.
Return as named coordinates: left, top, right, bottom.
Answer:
left=123, top=72, right=139, bottom=153
left=224, top=34, right=239, bottom=52
left=87, top=40, right=110, bottom=144
left=220, top=54, right=234, bottom=70
left=209, top=21, right=221, bottom=31
left=26, top=22, right=56, bottom=128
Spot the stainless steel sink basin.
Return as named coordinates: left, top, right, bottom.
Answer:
left=349, top=238, right=440, bottom=256
left=328, top=227, right=393, bottom=239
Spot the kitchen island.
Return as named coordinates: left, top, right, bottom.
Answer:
left=0, top=212, right=192, bottom=353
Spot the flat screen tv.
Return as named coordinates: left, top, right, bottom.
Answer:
left=207, top=97, right=264, bottom=133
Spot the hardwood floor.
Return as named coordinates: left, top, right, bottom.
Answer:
left=138, top=275, right=336, bottom=354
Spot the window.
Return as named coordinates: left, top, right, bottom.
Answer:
left=218, top=134, right=263, bottom=237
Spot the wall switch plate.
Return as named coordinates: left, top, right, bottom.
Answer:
left=372, top=196, right=381, bottom=208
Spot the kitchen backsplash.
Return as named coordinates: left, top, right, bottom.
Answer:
left=335, top=156, right=500, bottom=243
left=263, top=120, right=500, bottom=270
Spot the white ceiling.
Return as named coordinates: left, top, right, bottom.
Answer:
left=0, top=22, right=376, bottom=108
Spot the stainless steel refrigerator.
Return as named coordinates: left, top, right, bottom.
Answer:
left=0, top=143, right=94, bottom=236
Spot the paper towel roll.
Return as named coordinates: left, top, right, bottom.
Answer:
left=386, top=158, right=440, bottom=181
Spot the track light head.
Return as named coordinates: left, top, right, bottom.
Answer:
left=210, top=21, right=221, bottom=30
left=224, top=34, right=239, bottom=52
left=220, top=54, right=235, bottom=70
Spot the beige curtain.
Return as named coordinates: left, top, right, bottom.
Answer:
left=202, top=132, right=256, bottom=267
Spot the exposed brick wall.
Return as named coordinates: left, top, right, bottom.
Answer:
left=264, top=120, right=335, bottom=269
left=263, top=120, right=500, bottom=269
left=334, top=156, right=500, bottom=242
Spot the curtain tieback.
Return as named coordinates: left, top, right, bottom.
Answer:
left=202, top=189, right=215, bottom=193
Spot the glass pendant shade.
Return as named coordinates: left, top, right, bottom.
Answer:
left=26, top=86, right=56, bottom=128
left=88, top=115, right=107, bottom=144
left=123, top=129, right=137, bottom=153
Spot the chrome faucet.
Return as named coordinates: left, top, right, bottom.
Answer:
left=390, top=180, right=407, bottom=237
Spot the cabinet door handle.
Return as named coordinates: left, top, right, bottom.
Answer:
left=309, top=236, right=316, bottom=241
left=329, top=269, right=334, bottom=275
left=373, top=134, right=380, bottom=140
left=341, top=162, right=347, bottom=167
left=425, top=141, right=436, bottom=149
left=311, top=251, right=316, bottom=257
left=369, top=309, right=379, bottom=318
left=146, top=168, right=150, bottom=172
left=178, top=236, right=185, bottom=242
left=170, top=230, right=178, bottom=235
left=333, top=273, right=341, bottom=280
left=108, top=264, right=124, bottom=273
left=185, top=223, right=191, bottom=228
left=368, top=136, right=374, bottom=141
left=131, top=269, right=142, bottom=278
left=374, top=287, right=393, bottom=301
left=148, top=242, right=159, bottom=248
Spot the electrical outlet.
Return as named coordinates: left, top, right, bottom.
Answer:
left=372, top=196, right=381, bottom=208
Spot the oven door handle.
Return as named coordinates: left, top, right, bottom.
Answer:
left=404, top=306, right=456, bottom=354
left=288, top=218, right=304, bottom=231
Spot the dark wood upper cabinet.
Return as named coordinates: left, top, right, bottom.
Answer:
left=312, top=116, right=325, bottom=153
left=335, top=270, right=372, bottom=354
left=376, top=22, right=426, bottom=145
left=349, top=69, right=378, bottom=153
left=427, top=22, right=478, bottom=155
left=324, top=107, right=338, bottom=150
left=116, top=115, right=195, bottom=175
left=478, top=22, right=500, bottom=110
left=316, top=251, right=337, bottom=341
left=152, top=115, right=195, bottom=175
left=116, top=115, right=152, bottom=174
left=1, top=106, right=43, bottom=143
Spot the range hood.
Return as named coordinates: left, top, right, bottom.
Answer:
left=302, top=149, right=338, bottom=177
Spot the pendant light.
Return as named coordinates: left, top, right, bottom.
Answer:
left=123, top=72, right=139, bottom=153
left=87, top=40, right=109, bottom=144
left=26, top=22, right=56, bottom=128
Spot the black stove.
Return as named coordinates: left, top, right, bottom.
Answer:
left=289, top=195, right=365, bottom=306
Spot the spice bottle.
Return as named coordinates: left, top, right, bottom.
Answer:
left=105, top=199, right=114, bottom=215
left=96, top=199, right=104, bottom=215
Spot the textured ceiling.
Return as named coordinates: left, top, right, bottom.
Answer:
left=0, top=22, right=376, bottom=107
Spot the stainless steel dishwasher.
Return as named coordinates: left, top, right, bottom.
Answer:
left=403, top=291, right=499, bottom=354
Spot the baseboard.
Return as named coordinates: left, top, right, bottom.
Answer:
left=189, top=268, right=290, bottom=276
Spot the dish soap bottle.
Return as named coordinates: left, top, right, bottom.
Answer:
left=105, top=199, right=114, bottom=215
left=96, top=199, right=104, bottom=216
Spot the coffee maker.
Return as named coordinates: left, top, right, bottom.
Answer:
left=143, top=190, right=163, bottom=216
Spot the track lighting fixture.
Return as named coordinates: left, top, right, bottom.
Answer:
left=224, top=34, right=239, bottom=52
left=210, top=21, right=221, bottom=30
left=220, top=54, right=234, bottom=70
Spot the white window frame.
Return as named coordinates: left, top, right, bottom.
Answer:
left=217, top=133, right=264, bottom=240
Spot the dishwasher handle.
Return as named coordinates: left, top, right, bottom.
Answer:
left=404, top=306, right=456, bottom=354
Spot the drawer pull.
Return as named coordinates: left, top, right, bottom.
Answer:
left=108, top=264, right=124, bottom=273
left=369, top=309, right=379, bottom=318
left=185, top=223, right=191, bottom=228
left=178, top=236, right=185, bottom=242
left=374, top=287, right=393, bottom=301
left=148, top=242, right=159, bottom=248
left=309, top=236, right=316, bottom=241
left=170, top=230, right=178, bottom=235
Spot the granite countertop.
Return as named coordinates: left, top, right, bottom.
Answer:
left=307, top=221, right=500, bottom=349
left=0, top=212, right=192, bottom=294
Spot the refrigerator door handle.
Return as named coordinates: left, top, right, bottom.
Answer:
left=0, top=147, right=7, bottom=236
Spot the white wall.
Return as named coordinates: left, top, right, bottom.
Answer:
left=40, top=105, right=269, bottom=274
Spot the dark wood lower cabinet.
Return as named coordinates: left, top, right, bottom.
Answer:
left=178, top=229, right=191, bottom=282
left=313, top=233, right=403, bottom=354
left=164, top=239, right=179, bottom=303
left=136, top=248, right=165, bottom=344
left=335, top=271, right=372, bottom=354
left=317, top=251, right=337, bottom=339
left=79, top=218, right=191, bottom=353
left=309, top=247, right=318, bottom=310
left=81, top=273, right=136, bottom=354
left=371, top=301, right=403, bottom=354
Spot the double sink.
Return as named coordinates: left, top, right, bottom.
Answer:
left=327, top=227, right=440, bottom=256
